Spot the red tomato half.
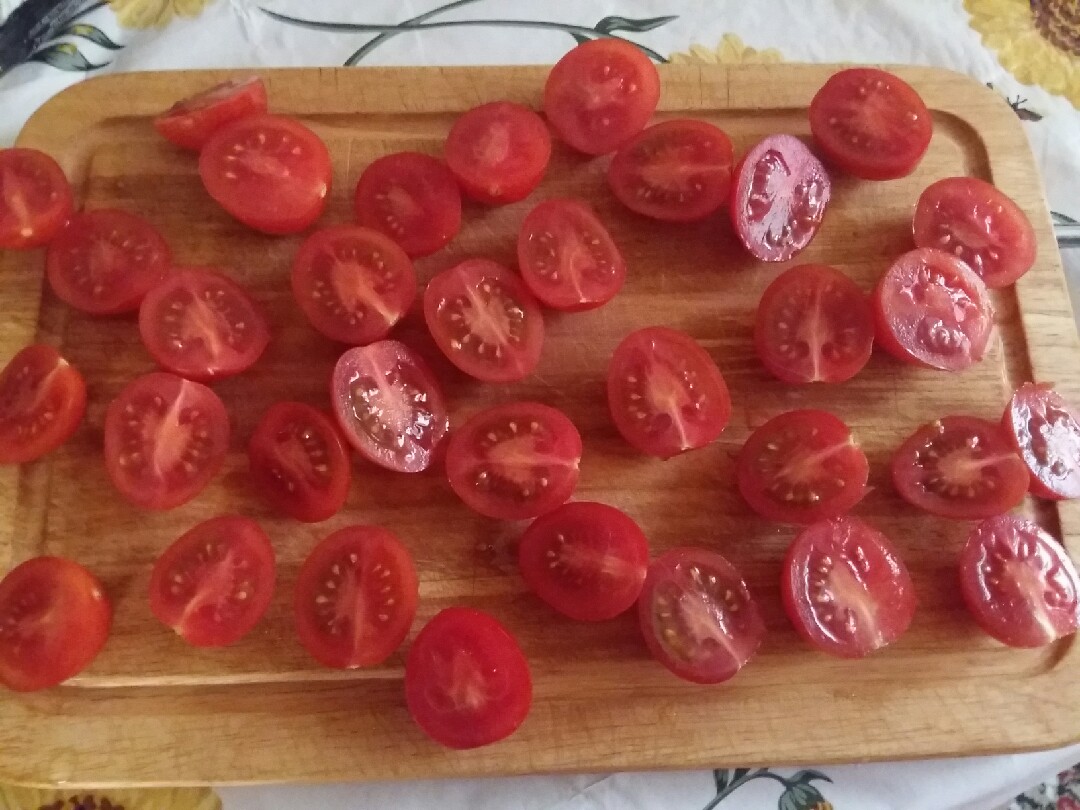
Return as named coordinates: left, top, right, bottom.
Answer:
left=754, top=264, right=874, bottom=384
left=46, top=209, right=171, bottom=315
left=0, top=345, right=86, bottom=464
left=154, top=76, right=269, bottom=151
left=729, top=134, right=831, bottom=262
left=782, top=517, right=915, bottom=658
left=737, top=409, right=869, bottom=524
left=0, top=557, right=111, bottom=692
left=0, top=148, right=73, bottom=249
left=294, top=526, right=418, bottom=668
left=543, top=39, right=660, bottom=155
left=606, top=326, right=731, bottom=459
left=809, top=68, right=932, bottom=180
left=200, top=114, right=331, bottom=234
left=331, top=341, right=449, bottom=473
left=1003, top=383, right=1080, bottom=500
left=104, top=372, right=230, bottom=510
left=291, top=225, right=417, bottom=345
left=405, top=607, right=532, bottom=749
left=959, top=515, right=1080, bottom=647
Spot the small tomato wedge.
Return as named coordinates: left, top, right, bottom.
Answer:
left=0, top=148, right=73, bottom=249
left=405, top=606, right=532, bottom=749
left=0, top=345, right=86, bottom=464
left=1003, top=383, right=1080, bottom=500
left=154, top=76, right=268, bottom=151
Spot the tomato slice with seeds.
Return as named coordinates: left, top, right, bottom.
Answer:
left=46, top=209, right=171, bottom=315
left=606, top=326, right=731, bottom=459
left=330, top=340, right=449, bottom=473
left=737, top=409, right=868, bottom=524
left=405, top=606, right=532, bottom=749
left=959, top=515, right=1080, bottom=648
left=782, top=517, right=915, bottom=658
left=517, top=198, right=626, bottom=312
left=353, top=152, right=462, bottom=258
left=519, top=501, right=649, bottom=622
left=294, top=526, right=418, bottom=669
left=729, top=134, right=831, bottom=263
left=291, top=225, right=417, bottom=345
left=754, top=264, right=874, bottom=384
left=873, top=247, right=993, bottom=371
left=248, top=402, right=351, bottom=523
left=103, top=372, right=230, bottom=510
left=423, top=259, right=544, bottom=383
left=0, top=345, right=86, bottom=464
left=154, top=76, right=269, bottom=151
left=1002, top=383, right=1080, bottom=500
left=0, top=148, right=73, bottom=250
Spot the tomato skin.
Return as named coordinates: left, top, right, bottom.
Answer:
left=154, top=77, right=268, bottom=151
left=1002, top=383, right=1080, bottom=500
left=0, top=148, right=73, bottom=249
left=0, top=345, right=86, bottom=464
left=0, top=557, right=111, bottom=692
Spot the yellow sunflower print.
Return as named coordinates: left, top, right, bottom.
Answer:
left=0, top=785, right=220, bottom=810
left=107, top=0, right=215, bottom=29
left=669, top=33, right=784, bottom=65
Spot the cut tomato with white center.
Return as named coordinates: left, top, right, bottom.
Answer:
left=1002, top=383, right=1080, bottom=500
left=0, top=148, right=73, bottom=250
left=0, top=345, right=86, bottom=465
left=154, top=76, right=268, bottom=151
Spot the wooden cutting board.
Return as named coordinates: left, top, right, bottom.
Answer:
left=2, top=64, right=1079, bottom=787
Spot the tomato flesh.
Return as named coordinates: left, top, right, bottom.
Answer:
left=0, top=345, right=86, bottom=464
left=1003, top=383, right=1080, bottom=500
left=154, top=76, right=268, bottom=151
left=0, top=148, right=73, bottom=249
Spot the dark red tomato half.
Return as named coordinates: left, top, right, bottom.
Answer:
left=248, top=401, right=351, bottom=522
left=103, top=372, right=230, bottom=510
left=873, top=248, right=993, bottom=371
left=353, top=152, right=462, bottom=258
left=154, top=76, right=269, bottom=151
left=331, top=340, right=449, bottom=473
left=291, top=225, right=417, bottom=345
left=809, top=67, right=932, bottom=180
left=891, top=416, right=1028, bottom=520
left=294, top=526, right=418, bottom=668
left=606, top=326, right=731, bottom=459
left=0, top=556, right=111, bottom=692
left=446, top=402, right=582, bottom=521
left=914, top=177, right=1036, bottom=289
left=149, top=516, right=275, bottom=648
left=46, top=209, right=171, bottom=315
left=0, top=148, right=73, bottom=249
left=543, top=38, right=660, bottom=156
left=737, top=409, right=869, bottom=524
left=405, top=606, right=532, bottom=749
left=423, top=259, right=544, bottom=383
left=519, top=501, right=649, bottom=622
left=754, top=264, right=874, bottom=384
left=959, top=515, right=1080, bottom=647
left=1003, top=383, right=1080, bottom=500
left=0, top=345, right=86, bottom=464
left=729, top=134, right=831, bottom=262
left=200, top=114, right=331, bottom=234
left=607, top=119, right=734, bottom=222
left=517, top=198, right=626, bottom=311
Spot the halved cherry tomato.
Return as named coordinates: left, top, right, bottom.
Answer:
left=0, top=345, right=86, bottom=464
left=891, top=416, right=1028, bottom=520
left=873, top=247, right=993, bottom=371
left=46, top=209, right=171, bottom=315
left=1002, top=383, right=1080, bottom=500
left=519, top=501, right=649, bottom=621
left=103, top=372, right=230, bottom=510
left=149, top=516, right=275, bottom=648
left=607, top=119, right=734, bottom=222
left=138, top=267, right=270, bottom=381
left=294, top=526, right=418, bottom=668
left=959, top=514, right=1080, bottom=647
left=423, top=259, right=544, bottom=383
left=154, top=76, right=268, bottom=151
left=199, top=114, right=331, bottom=234
left=353, top=152, right=461, bottom=258
left=754, top=264, right=874, bottom=384
left=330, top=340, right=449, bottom=473
left=517, top=198, right=626, bottom=311
left=782, top=517, right=915, bottom=658
left=729, top=134, right=831, bottom=262
left=291, top=225, right=416, bottom=345
left=0, top=148, right=73, bottom=249
left=638, top=547, right=764, bottom=684
left=444, top=102, right=551, bottom=205
left=0, top=556, right=111, bottom=692
left=248, top=402, right=351, bottom=522
left=737, top=409, right=868, bottom=524
left=809, top=67, right=932, bottom=180
left=405, top=606, right=531, bottom=749
left=606, top=326, right=731, bottom=459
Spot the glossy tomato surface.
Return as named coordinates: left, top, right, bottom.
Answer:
left=0, top=148, right=73, bottom=249
left=0, top=345, right=86, bottom=464
left=154, top=76, right=268, bottom=151
left=1003, top=383, right=1080, bottom=500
